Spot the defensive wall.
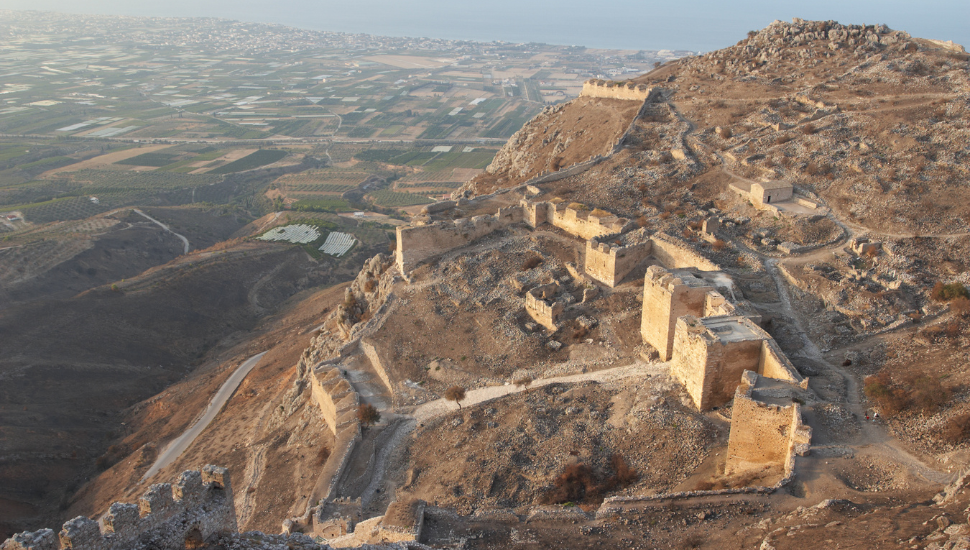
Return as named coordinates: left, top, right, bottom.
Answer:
left=395, top=205, right=523, bottom=274
left=640, top=266, right=735, bottom=361
left=525, top=283, right=564, bottom=332
left=580, top=79, right=654, bottom=102
left=669, top=315, right=806, bottom=410
left=585, top=230, right=720, bottom=288
left=584, top=228, right=654, bottom=287
left=395, top=198, right=638, bottom=276
left=521, top=198, right=635, bottom=241
left=2, top=466, right=235, bottom=550
left=725, top=371, right=812, bottom=476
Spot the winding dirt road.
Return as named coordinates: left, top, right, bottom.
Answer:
left=133, top=208, right=191, bottom=254
left=141, top=351, right=266, bottom=482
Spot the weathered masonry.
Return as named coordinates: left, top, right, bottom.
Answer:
left=726, top=371, right=812, bottom=476
left=2, top=466, right=235, bottom=550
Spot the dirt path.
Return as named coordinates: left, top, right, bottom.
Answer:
left=141, top=351, right=266, bottom=481
left=133, top=208, right=191, bottom=254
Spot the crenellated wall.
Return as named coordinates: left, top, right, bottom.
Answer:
left=726, top=371, right=812, bottom=476
left=2, top=466, right=235, bottom=550
left=584, top=228, right=653, bottom=287
left=641, top=266, right=719, bottom=361
left=395, top=205, right=524, bottom=274
left=580, top=79, right=654, bottom=101
left=521, top=199, right=635, bottom=241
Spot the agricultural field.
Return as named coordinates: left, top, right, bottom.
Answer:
left=368, top=190, right=435, bottom=207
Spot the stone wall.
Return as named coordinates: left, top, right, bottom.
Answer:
left=725, top=372, right=812, bottom=476
left=649, top=233, right=721, bottom=271
left=525, top=283, right=564, bottom=332
left=360, top=339, right=394, bottom=394
left=671, top=316, right=764, bottom=410
left=2, top=466, right=235, bottom=550
left=669, top=315, right=806, bottom=410
left=580, top=79, right=654, bottom=102
left=395, top=205, right=524, bottom=274
left=584, top=228, right=653, bottom=287
left=310, top=367, right=360, bottom=436
left=521, top=199, right=635, bottom=241
left=641, top=266, right=716, bottom=361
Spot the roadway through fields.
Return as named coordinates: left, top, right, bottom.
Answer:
left=141, top=351, right=266, bottom=482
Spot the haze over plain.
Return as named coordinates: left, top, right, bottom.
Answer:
left=3, top=0, right=968, bottom=51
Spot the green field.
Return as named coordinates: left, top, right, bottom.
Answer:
left=115, top=153, right=179, bottom=167
left=291, top=198, right=353, bottom=212
left=209, top=149, right=288, bottom=174
left=369, top=190, right=435, bottom=207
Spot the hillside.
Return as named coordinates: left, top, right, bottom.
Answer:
left=6, top=18, right=970, bottom=550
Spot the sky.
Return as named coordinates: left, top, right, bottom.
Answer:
left=3, top=0, right=968, bottom=52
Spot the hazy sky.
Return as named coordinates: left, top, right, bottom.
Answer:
left=4, top=0, right=968, bottom=51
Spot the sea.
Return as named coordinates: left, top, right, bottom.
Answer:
left=4, top=0, right=969, bottom=52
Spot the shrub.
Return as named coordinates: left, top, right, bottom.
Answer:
left=315, top=446, right=332, bottom=465
left=863, top=371, right=908, bottom=416
left=717, top=127, right=732, bottom=139
left=521, top=254, right=544, bottom=270
left=931, top=282, right=969, bottom=302
left=941, top=412, right=970, bottom=444
left=800, top=123, right=817, bottom=135
left=636, top=215, right=650, bottom=228
left=357, top=403, right=381, bottom=427
left=363, top=279, right=377, bottom=292
left=865, top=370, right=950, bottom=415
left=951, top=296, right=970, bottom=316
left=542, top=463, right=598, bottom=504
left=513, top=376, right=532, bottom=391
left=712, top=239, right=727, bottom=251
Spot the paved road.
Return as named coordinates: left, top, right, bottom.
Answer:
left=133, top=208, right=190, bottom=254
left=141, top=351, right=266, bottom=482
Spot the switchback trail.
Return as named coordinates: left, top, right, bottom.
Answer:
left=141, top=351, right=266, bottom=482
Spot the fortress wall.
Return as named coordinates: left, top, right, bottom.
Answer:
left=584, top=236, right=653, bottom=287
left=726, top=372, right=812, bottom=476
left=361, top=339, right=394, bottom=394
left=395, top=206, right=523, bottom=274
left=521, top=200, right=634, bottom=241
left=758, top=339, right=807, bottom=387
left=2, top=466, right=235, bottom=550
left=580, top=79, right=654, bottom=102
left=641, top=267, right=713, bottom=361
left=649, top=233, right=721, bottom=271
left=309, top=367, right=360, bottom=436
left=669, top=316, right=761, bottom=410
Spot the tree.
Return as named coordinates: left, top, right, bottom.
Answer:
left=444, top=386, right=466, bottom=410
left=357, top=403, right=380, bottom=428
left=514, top=376, right=533, bottom=393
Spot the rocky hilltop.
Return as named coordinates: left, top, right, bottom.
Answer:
left=12, top=19, right=970, bottom=550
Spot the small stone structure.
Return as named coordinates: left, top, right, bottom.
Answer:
left=325, top=499, right=426, bottom=548
left=580, top=79, right=654, bottom=101
left=2, top=466, right=235, bottom=550
left=750, top=181, right=793, bottom=206
left=725, top=371, right=812, bottom=476
left=850, top=237, right=881, bottom=256
left=670, top=315, right=807, bottom=410
left=525, top=282, right=564, bottom=332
